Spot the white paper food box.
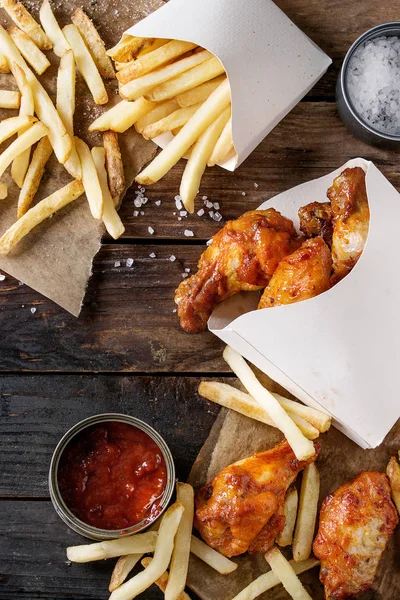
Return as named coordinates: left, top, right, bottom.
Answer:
left=125, top=0, right=331, bottom=170
left=209, top=158, right=400, bottom=449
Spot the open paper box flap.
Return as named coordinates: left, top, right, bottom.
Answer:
left=124, top=0, right=331, bottom=171
left=209, top=158, right=400, bottom=449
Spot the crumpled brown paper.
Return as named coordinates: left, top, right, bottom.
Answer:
left=188, top=380, right=400, bottom=600
left=0, top=0, right=163, bottom=315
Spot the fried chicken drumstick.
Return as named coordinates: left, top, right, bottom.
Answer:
left=194, top=439, right=319, bottom=557
left=313, top=471, right=398, bottom=600
left=175, top=209, right=300, bottom=333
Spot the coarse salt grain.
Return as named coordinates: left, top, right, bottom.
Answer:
left=205, top=200, right=213, bottom=208
left=148, top=226, right=155, bottom=234
left=242, top=191, right=246, bottom=196
left=169, top=255, right=176, bottom=262
left=126, top=258, right=134, bottom=267
left=0, top=273, right=5, bottom=281
left=213, top=212, right=223, bottom=221
left=184, top=229, right=194, bottom=237
left=175, top=195, right=183, bottom=210
left=134, top=198, right=142, bottom=208
left=149, top=252, right=156, bottom=258
left=197, top=208, right=205, bottom=216
left=155, top=200, right=161, bottom=206
left=114, top=261, right=121, bottom=267
left=133, top=210, right=139, bottom=217
left=213, top=202, right=220, bottom=210
left=208, top=210, right=214, bottom=219
left=180, top=210, right=187, bottom=217
left=202, top=195, right=207, bottom=200
left=182, top=273, right=188, bottom=278
left=140, top=211, right=144, bottom=215
left=206, top=239, right=213, bottom=246
left=254, top=182, right=259, bottom=188
left=30, top=307, right=36, bottom=314
left=185, top=267, right=190, bottom=273
left=178, top=216, right=182, bottom=221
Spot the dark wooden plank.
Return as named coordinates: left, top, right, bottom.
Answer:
left=0, top=374, right=220, bottom=496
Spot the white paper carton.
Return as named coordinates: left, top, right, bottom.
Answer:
left=125, top=0, right=331, bottom=171
left=209, top=158, right=400, bottom=449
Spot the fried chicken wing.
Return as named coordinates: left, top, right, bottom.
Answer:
left=328, top=167, right=370, bottom=283
left=194, top=439, right=319, bottom=557
left=313, top=471, right=398, bottom=600
left=298, top=201, right=333, bottom=247
left=258, top=237, right=332, bottom=309
left=175, top=209, right=300, bottom=333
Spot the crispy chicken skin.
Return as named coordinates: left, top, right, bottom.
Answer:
left=174, top=209, right=300, bottom=333
left=328, top=167, right=370, bottom=283
left=313, top=471, right=398, bottom=600
left=194, top=439, right=319, bottom=557
left=298, top=201, right=333, bottom=247
left=258, top=237, right=332, bottom=309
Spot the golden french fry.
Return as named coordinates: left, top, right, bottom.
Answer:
left=8, top=25, right=50, bottom=75
left=232, top=558, right=319, bottom=600
left=165, top=483, right=194, bottom=600
left=0, top=179, right=84, bottom=255
left=136, top=38, right=168, bottom=57
left=75, top=137, right=103, bottom=219
left=135, top=100, right=179, bottom=134
left=0, top=52, right=10, bottom=72
left=276, top=487, right=298, bottom=547
left=273, top=393, right=331, bottom=433
left=71, top=8, right=114, bottom=79
left=2, top=0, right=52, bottom=50
left=56, top=50, right=81, bottom=179
left=265, top=546, right=313, bottom=600
left=141, top=558, right=192, bottom=600
left=0, top=183, right=8, bottom=198
left=63, top=24, right=108, bottom=105
left=121, top=39, right=197, bottom=82
left=0, top=120, right=47, bottom=178
left=109, top=503, right=184, bottom=600
left=223, top=346, right=316, bottom=461
left=103, top=131, right=125, bottom=207
left=190, top=536, right=237, bottom=575
left=39, top=0, right=70, bottom=57
left=146, top=57, right=225, bottom=103
left=17, top=136, right=52, bottom=218
left=91, top=147, right=124, bottom=239
left=0, top=114, right=36, bottom=143
left=67, top=531, right=158, bottom=563
left=176, top=76, right=226, bottom=108
left=109, top=554, right=143, bottom=593
left=11, top=61, right=34, bottom=188
left=0, top=26, right=71, bottom=164
left=0, top=89, right=20, bottom=108
left=208, top=117, right=234, bottom=166
left=107, top=35, right=150, bottom=62
left=180, top=106, right=229, bottom=213
left=293, top=463, right=320, bottom=562
left=387, top=455, right=400, bottom=514
left=136, top=78, right=231, bottom=185
left=89, top=97, right=154, bottom=133
left=142, top=103, right=202, bottom=140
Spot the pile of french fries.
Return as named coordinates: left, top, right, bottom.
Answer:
left=89, top=35, right=236, bottom=213
left=0, top=0, right=127, bottom=254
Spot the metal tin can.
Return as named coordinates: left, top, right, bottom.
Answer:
left=336, top=22, right=400, bottom=150
left=49, top=413, right=175, bottom=540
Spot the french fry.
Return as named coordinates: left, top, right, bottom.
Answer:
left=292, top=463, right=320, bottom=562
left=71, top=8, right=114, bottom=79
left=0, top=120, right=47, bottom=178
left=135, top=100, right=179, bottom=134
left=273, top=392, right=331, bottom=433
left=0, top=89, right=20, bottom=108
left=222, top=346, right=316, bottom=461
left=141, top=558, right=192, bottom=600
left=0, top=179, right=84, bottom=255
left=56, top=50, right=81, bottom=179
left=165, top=483, right=194, bottom=600
left=63, top=24, right=108, bottom=105
left=0, top=52, right=10, bottom=72
left=92, top=147, right=124, bottom=239
left=75, top=137, right=103, bottom=219
left=2, top=0, right=52, bottom=50
left=190, top=536, right=237, bottom=575
left=11, top=61, right=34, bottom=188
left=146, top=57, right=226, bottom=103
left=17, top=136, right=52, bottom=218
left=0, top=114, right=35, bottom=143
left=276, top=487, right=298, bottom=547
left=67, top=531, right=158, bottom=563
left=103, top=131, right=125, bottom=207
left=208, top=117, right=234, bottom=166
left=109, top=503, right=184, bottom=600
left=176, top=76, right=226, bottom=108
left=232, top=558, right=319, bottom=600
left=8, top=26, right=50, bottom=75
left=39, top=0, right=70, bottom=57
left=265, top=546, right=313, bottom=600
left=107, top=35, right=150, bottom=62
left=142, top=103, right=202, bottom=140
left=136, top=38, right=169, bottom=58
left=121, top=39, right=197, bottom=82
left=109, top=554, right=143, bottom=593
left=136, top=79, right=231, bottom=185
left=89, top=97, right=155, bottom=133
left=0, top=26, right=71, bottom=164
left=0, top=183, right=7, bottom=198
left=180, top=106, right=230, bottom=213
left=387, top=455, right=400, bottom=514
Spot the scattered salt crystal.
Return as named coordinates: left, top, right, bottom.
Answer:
left=208, top=210, right=214, bottom=219
left=155, top=200, right=161, bottom=206
left=180, top=210, right=187, bottom=217
left=178, top=216, right=182, bottom=221
left=185, top=267, right=190, bottom=273
left=114, top=261, right=121, bottom=267
left=184, top=229, right=194, bottom=237
left=30, top=307, right=36, bottom=314
left=213, top=212, right=223, bottom=222
left=148, top=226, right=155, bottom=234
left=175, top=195, right=183, bottom=210
left=139, top=185, right=145, bottom=192
left=18, top=281, right=23, bottom=286
left=242, top=191, right=246, bottom=196
left=0, top=273, right=5, bottom=281
left=182, top=273, right=188, bottom=278
left=206, top=239, right=213, bottom=246
left=254, top=182, right=259, bottom=188
left=213, top=202, right=220, bottom=210
left=173, top=212, right=176, bottom=216
left=142, top=198, right=148, bottom=205
left=205, top=200, right=213, bottom=208
left=169, top=255, right=176, bottom=262
left=126, top=258, right=134, bottom=267
left=172, top=308, right=177, bottom=313
left=197, top=208, right=205, bottom=216
left=149, top=252, right=156, bottom=258
left=134, top=198, right=142, bottom=208
left=202, top=195, right=207, bottom=200
left=140, top=211, right=144, bottom=215
left=133, top=210, right=139, bottom=217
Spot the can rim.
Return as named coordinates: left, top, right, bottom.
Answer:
left=340, top=22, right=400, bottom=142
left=49, top=413, right=175, bottom=540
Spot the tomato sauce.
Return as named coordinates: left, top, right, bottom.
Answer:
left=58, top=422, right=167, bottom=531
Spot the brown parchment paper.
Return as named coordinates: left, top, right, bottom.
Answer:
left=0, top=0, right=163, bottom=316
left=188, top=375, right=400, bottom=600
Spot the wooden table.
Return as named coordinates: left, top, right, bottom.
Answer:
left=1, top=1, right=399, bottom=598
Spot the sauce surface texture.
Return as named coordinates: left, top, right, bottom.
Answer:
left=58, top=422, right=167, bottom=530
